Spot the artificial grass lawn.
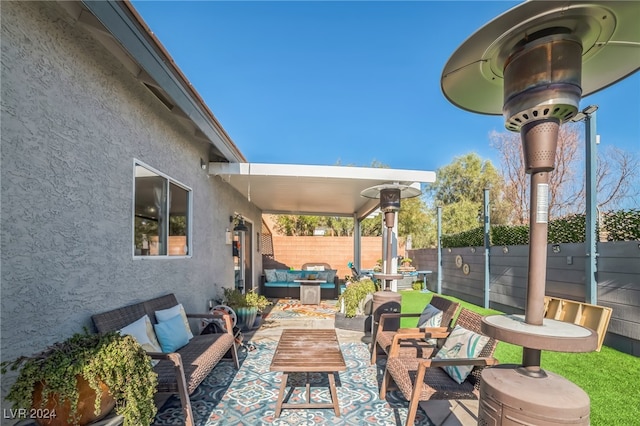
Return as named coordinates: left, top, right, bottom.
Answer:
left=398, top=290, right=640, bottom=426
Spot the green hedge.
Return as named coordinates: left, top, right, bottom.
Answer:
left=442, top=209, right=639, bottom=247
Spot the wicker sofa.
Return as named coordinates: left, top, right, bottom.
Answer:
left=260, top=262, right=340, bottom=300
left=92, top=293, right=238, bottom=426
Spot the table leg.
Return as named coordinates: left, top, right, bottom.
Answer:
left=328, top=372, right=341, bottom=416
left=275, top=372, right=288, bottom=417
left=305, top=372, right=311, bottom=403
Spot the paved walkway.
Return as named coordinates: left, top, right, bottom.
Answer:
left=244, top=313, right=479, bottom=426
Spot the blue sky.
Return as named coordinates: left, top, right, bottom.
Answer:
left=131, top=1, right=639, bottom=173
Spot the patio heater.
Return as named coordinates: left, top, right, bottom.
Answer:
left=441, top=1, right=638, bottom=424
left=361, top=183, right=421, bottom=345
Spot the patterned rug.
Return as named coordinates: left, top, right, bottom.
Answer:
left=264, top=299, right=339, bottom=320
left=153, top=341, right=433, bottom=425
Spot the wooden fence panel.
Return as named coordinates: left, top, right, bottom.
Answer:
left=408, top=240, right=640, bottom=356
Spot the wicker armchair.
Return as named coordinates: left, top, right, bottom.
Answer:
left=380, top=308, right=499, bottom=426
left=371, top=295, right=460, bottom=364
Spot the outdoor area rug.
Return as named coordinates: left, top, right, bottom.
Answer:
left=153, top=341, right=434, bottom=425
left=263, top=299, right=339, bottom=320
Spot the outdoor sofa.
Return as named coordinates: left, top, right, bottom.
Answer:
left=260, top=262, right=340, bottom=299
left=92, top=293, right=238, bottom=426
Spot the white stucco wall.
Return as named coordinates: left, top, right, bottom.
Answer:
left=1, top=1, right=261, bottom=401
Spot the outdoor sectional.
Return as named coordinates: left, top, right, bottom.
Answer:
left=260, top=265, right=339, bottom=300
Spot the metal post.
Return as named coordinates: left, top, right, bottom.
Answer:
left=354, top=214, right=362, bottom=274
left=585, top=110, right=598, bottom=305
left=484, top=188, right=490, bottom=309
left=437, top=206, right=442, bottom=294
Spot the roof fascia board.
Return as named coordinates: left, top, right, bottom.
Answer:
left=80, top=0, right=244, bottom=163
left=210, top=162, right=436, bottom=183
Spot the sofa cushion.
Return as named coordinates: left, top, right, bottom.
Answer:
left=264, top=281, right=290, bottom=288
left=275, top=270, right=288, bottom=281
left=264, top=269, right=277, bottom=282
left=286, top=272, right=302, bottom=282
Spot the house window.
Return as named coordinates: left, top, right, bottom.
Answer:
left=134, top=162, right=191, bottom=257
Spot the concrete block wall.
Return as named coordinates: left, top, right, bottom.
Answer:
left=263, top=236, right=383, bottom=280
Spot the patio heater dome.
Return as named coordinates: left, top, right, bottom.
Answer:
left=441, top=1, right=638, bottom=424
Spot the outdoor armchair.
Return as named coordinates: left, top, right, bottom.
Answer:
left=371, top=295, right=460, bottom=364
left=380, top=308, right=499, bottom=426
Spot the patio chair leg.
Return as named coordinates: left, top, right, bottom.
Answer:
left=371, top=342, right=378, bottom=365
left=405, top=364, right=427, bottom=426
left=380, top=368, right=389, bottom=399
left=231, top=341, right=240, bottom=369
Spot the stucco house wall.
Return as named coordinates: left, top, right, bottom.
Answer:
left=1, top=0, right=261, bottom=400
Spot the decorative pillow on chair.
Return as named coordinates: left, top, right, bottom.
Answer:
left=326, top=269, right=337, bottom=283
left=417, top=304, right=443, bottom=328
left=317, top=271, right=329, bottom=281
left=275, top=270, right=288, bottom=281
left=264, top=269, right=277, bottom=282
left=154, top=314, right=190, bottom=353
left=434, top=324, right=490, bottom=384
left=155, top=304, right=194, bottom=340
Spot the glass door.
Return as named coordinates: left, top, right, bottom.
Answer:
left=233, top=221, right=253, bottom=294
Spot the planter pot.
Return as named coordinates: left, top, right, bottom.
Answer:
left=253, top=313, right=263, bottom=329
left=236, top=307, right=258, bottom=331
left=334, top=312, right=372, bottom=335
left=32, top=375, right=115, bottom=426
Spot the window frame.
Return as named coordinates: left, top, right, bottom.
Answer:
left=132, top=159, right=193, bottom=259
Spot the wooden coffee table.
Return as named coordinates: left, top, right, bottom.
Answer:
left=270, top=329, right=346, bottom=417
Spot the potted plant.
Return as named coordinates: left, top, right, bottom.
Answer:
left=335, top=278, right=378, bottom=334
left=245, top=290, right=272, bottom=328
left=1, top=331, right=158, bottom=426
left=223, top=288, right=271, bottom=331
left=401, top=257, right=413, bottom=266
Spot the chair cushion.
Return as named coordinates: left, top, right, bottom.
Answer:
left=264, top=269, right=277, bottom=282
left=434, top=325, right=490, bottom=384
left=154, top=314, right=190, bottom=353
left=386, top=357, right=478, bottom=401
left=275, top=270, right=288, bottom=281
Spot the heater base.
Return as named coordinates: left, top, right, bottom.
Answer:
left=479, top=366, right=590, bottom=425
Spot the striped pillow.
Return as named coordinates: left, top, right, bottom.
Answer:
left=434, top=325, right=490, bottom=384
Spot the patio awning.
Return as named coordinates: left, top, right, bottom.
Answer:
left=210, top=163, right=436, bottom=220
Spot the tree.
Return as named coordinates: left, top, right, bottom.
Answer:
left=490, top=124, right=639, bottom=223
left=426, top=153, right=510, bottom=233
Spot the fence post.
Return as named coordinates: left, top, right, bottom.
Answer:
left=484, top=188, right=490, bottom=309
left=437, top=206, right=442, bottom=294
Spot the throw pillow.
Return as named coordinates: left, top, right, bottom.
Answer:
left=264, top=269, right=277, bottom=282
left=155, top=304, right=194, bottom=340
left=434, top=325, right=490, bottom=384
left=154, top=314, right=190, bottom=353
left=326, top=269, right=337, bottom=283
left=118, top=315, right=162, bottom=366
left=417, top=304, right=443, bottom=328
left=286, top=272, right=300, bottom=282
left=317, top=271, right=329, bottom=281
